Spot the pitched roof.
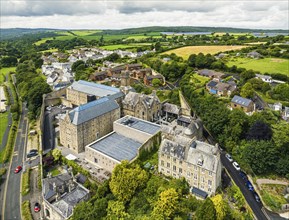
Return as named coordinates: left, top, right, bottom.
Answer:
left=207, top=80, right=218, bottom=88
left=231, top=95, right=253, bottom=107
left=69, top=97, right=119, bottom=125
left=123, top=91, right=160, bottom=108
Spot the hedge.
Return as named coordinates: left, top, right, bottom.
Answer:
left=1, top=121, right=18, bottom=163
left=21, top=201, right=33, bottom=220
left=21, top=168, right=31, bottom=196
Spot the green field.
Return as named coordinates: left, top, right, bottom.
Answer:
left=0, top=67, right=16, bottom=84
left=100, top=43, right=151, bottom=50
left=164, top=45, right=249, bottom=59
left=0, top=112, right=9, bottom=145
left=70, top=30, right=101, bottom=36
left=227, top=57, right=289, bottom=76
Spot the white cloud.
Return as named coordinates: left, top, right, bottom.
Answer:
left=0, top=0, right=288, bottom=29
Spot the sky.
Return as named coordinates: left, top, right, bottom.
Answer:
left=1, top=0, right=288, bottom=30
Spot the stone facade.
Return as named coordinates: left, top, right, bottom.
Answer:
left=122, top=91, right=161, bottom=122
left=158, top=139, right=222, bottom=197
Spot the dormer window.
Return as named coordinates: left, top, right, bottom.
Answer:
left=197, top=155, right=204, bottom=166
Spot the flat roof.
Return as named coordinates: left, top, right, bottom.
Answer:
left=89, top=132, right=142, bottom=162
left=116, top=116, right=161, bottom=135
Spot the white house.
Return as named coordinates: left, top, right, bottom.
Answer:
left=255, top=74, right=272, bottom=83
left=47, top=73, right=58, bottom=86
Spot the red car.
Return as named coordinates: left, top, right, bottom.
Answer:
left=34, top=203, right=40, bottom=212
left=14, top=166, right=22, bottom=173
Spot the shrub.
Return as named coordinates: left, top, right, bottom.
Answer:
left=21, top=168, right=31, bottom=196
left=21, top=201, right=33, bottom=220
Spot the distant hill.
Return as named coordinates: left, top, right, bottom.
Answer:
left=0, top=28, right=59, bottom=40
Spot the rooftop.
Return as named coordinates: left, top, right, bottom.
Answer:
left=231, top=95, right=253, bottom=107
left=69, top=80, right=123, bottom=98
left=116, top=116, right=161, bottom=135
left=88, top=132, right=142, bottom=162
left=68, top=97, right=119, bottom=125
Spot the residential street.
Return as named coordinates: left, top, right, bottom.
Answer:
left=2, top=102, right=28, bottom=220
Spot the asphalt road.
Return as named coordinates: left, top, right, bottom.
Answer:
left=2, top=102, right=28, bottom=220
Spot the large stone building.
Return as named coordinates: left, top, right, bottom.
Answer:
left=158, top=139, right=222, bottom=198
left=59, top=97, right=120, bottom=153
left=122, top=91, right=161, bottom=122
left=42, top=173, right=90, bottom=220
left=85, top=116, right=161, bottom=172
left=66, top=80, right=124, bottom=107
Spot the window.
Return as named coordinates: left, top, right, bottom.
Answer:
left=201, top=168, right=205, bottom=174
left=208, top=180, right=212, bottom=186
left=167, top=155, right=170, bottom=159
left=173, top=158, right=176, bottom=163
left=94, top=158, right=98, bottom=163
left=208, top=188, right=212, bottom=192
left=161, top=160, right=164, bottom=166
left=187, top=172, right=190, bottom=177
left=167, top=163, right=170, bottom=168
left=202, top=177, right=205, bottom=183
left=179, top=168, right=182, bottom=173
left=194, top=174, right=198, bottom=180
left=194, top=165, right=198, bottom=171
left=173, top=165, right=176, bottom=171
left=201, top=185, right=204, bottom=189
left=209, top=171, right=213, bottom=176
left=179, top=161, right=182, bottom=165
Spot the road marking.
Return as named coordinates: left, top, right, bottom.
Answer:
left=261, top=207, right=270, bottom=220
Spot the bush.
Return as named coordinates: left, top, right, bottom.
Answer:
left=21, top=201, right=33, bottom=220
left=2, top=121, right=18, bottom=163
left=38, top=165, right=42, bottom=189
left=21, top=168, right=31, bottom=196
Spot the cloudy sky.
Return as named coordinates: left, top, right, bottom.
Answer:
left=1, top=0, right=288, bottom=30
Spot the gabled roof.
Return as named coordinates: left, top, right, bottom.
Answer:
left=69, top=97, right=119, bottom=125
left=207, top=80, right=218, bottom=88
left=231, top=95, right=253, bottom=107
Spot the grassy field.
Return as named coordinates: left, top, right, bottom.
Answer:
left=70, top=30, right=101, bottom=36
left=227, top=57, right=289, bottom=76
left=164, top=45, right=248, bottom=59
left=0, top=112, right=9, bottom=146
left=0, top=67, right=16, bottom=84
left=100, top=43, right=150, bottom=50
left=260, top=184, right=287, bottom=212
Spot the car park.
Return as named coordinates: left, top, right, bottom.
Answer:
left=233, top=162, right=241, bottom=171
left=14, top=166, right=22, bottom=173
left=34, top=202, right=41, bottom=212
left=252, top=192, right=260, bottom=203
left=245, top=180, right=254, bottom=191
left=225, top=153, right=233, bottom=162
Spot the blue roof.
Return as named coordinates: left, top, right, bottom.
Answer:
left=89, top=132, right=142, bottom=162
left=69, top=97, right=119, bottom=125
left=231, top=95, right=253, bottom=107
left=70, top=80, right=124, bottom=99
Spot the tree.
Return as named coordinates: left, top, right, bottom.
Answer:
left=240, top=82, right=254, bottom=98
left=72, top=60, right=85, bottom=72
left=151, top=188, right=179, bottom=219
left=106, top=53, right=120, bottom=62
left=0, top=56, right=18, bottom=67
left=109, top=161, right=148, bottom=203
left=247, top=121, right=272, bottom=141
left=211, top=195, right=230, bottom=220
left=52, top=149, right=62, bottom=162
left=272, top=122, right=289, bottom=150
left=243, top=141, right=279, bottom=174
left=152, top=78, right=162, bottom=87
left=106, top=200, right=130, bottom=220
left=195, top=198, right=217, bottom=220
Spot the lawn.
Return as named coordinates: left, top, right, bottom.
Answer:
left=0, top=67, right=16, bottom=84
left=100, top=44, right=149, bottom=50
left=190, top=73, right=210, bottom=86
left=227, top=57, right=289, bottom=76
left=164, top=45, right=249, bottom=59
left=0, top=112, right=9, bottom=145
left=260, top=184, right=288, bottom=212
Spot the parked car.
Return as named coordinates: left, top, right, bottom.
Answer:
left=253, top=192, right=260, bottom=203
left=233, top=162, right=241, bottom=171
left=225, top=154, right=233, bottom=162
left=14, top=166, right=22, bottom=173
left=46, top=106, right=52, bottom=111
left=245, top=180, right=254, bottom=191
left=239, top=170, right=248, bottom=181
left=27, top=150, right=38, bottom=158
left=34, top=202, right=41, bottom=212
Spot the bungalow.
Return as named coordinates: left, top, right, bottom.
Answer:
left=255, top=74, right=272, bottom=83
left=197, top=69, right=224, bottom=81
left=247, top=51, right=262, bottom=59
left=231, top=95, right=255, bottom=113
left=206, top=80, right=237, bottom=97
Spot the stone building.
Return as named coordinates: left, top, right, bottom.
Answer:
left=59, top=97, right=120, bottom=153
left=42, top=173, right=90, bottom=220
left=85, top=116, right=161, bottom=172
left=122, top=91, right=161, bottom=122
left=66, top=80, right=124, bottom=107
left=231, top=95, right=255, bottom=113
left=206, top=80, right=237, bottom=97
left=158, top=139, right=222, bottom=198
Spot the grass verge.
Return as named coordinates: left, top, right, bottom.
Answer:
left=21, top=200, right=33, bottom=220
left=21, top=168, right=31, bottom=196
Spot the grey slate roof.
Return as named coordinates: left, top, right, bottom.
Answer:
left=89, top=132, right=142, bottom=162
left=231, top=95, right=253, bottom=107
left=70, top=80, right=124, bottom=99
left=207, top=80, right=218, bottom=88
left=69, top=97, right=119, bottom=125
left=163, top=103, right=180, bottom=115
left=117, top=116, right=161, bottom=135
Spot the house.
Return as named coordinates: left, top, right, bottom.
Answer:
left=270, top=102, right=282, bottom=111
left=47, top=73, right=58, bottom=86
left=255, top=74, right=272, bottom=83
left=247, top=51, right=262, bottom=59
left=62, top=71, right=74, bottom=82
left=144, top=74, right=165, bottom=86
left=53, top=81, right=71, bottom=91
left=215, top=53, right=227, bottom=59
left=158, top=139, right=222, bottom=198
left=196, top=69, right=224, bottom=81
left=122, top=91, right=161, bottom=122
left=162, top=103, right=181, bottom=122
left=283, top=107, right=289, bottom=120
left=206, top=80, right=237, bottom=97
left=231, top=95, right=255, bottom=113
left=59, top=97, right=121, bottom=153
left=131, top=68, right=152, bottom=79
left=42, top=172, right=90, bottom=220
left=162, top=57, right=171, bottom=62
left=89, top=71, right=108, bottom=81
left=85, top=116, right=161, bottom=173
